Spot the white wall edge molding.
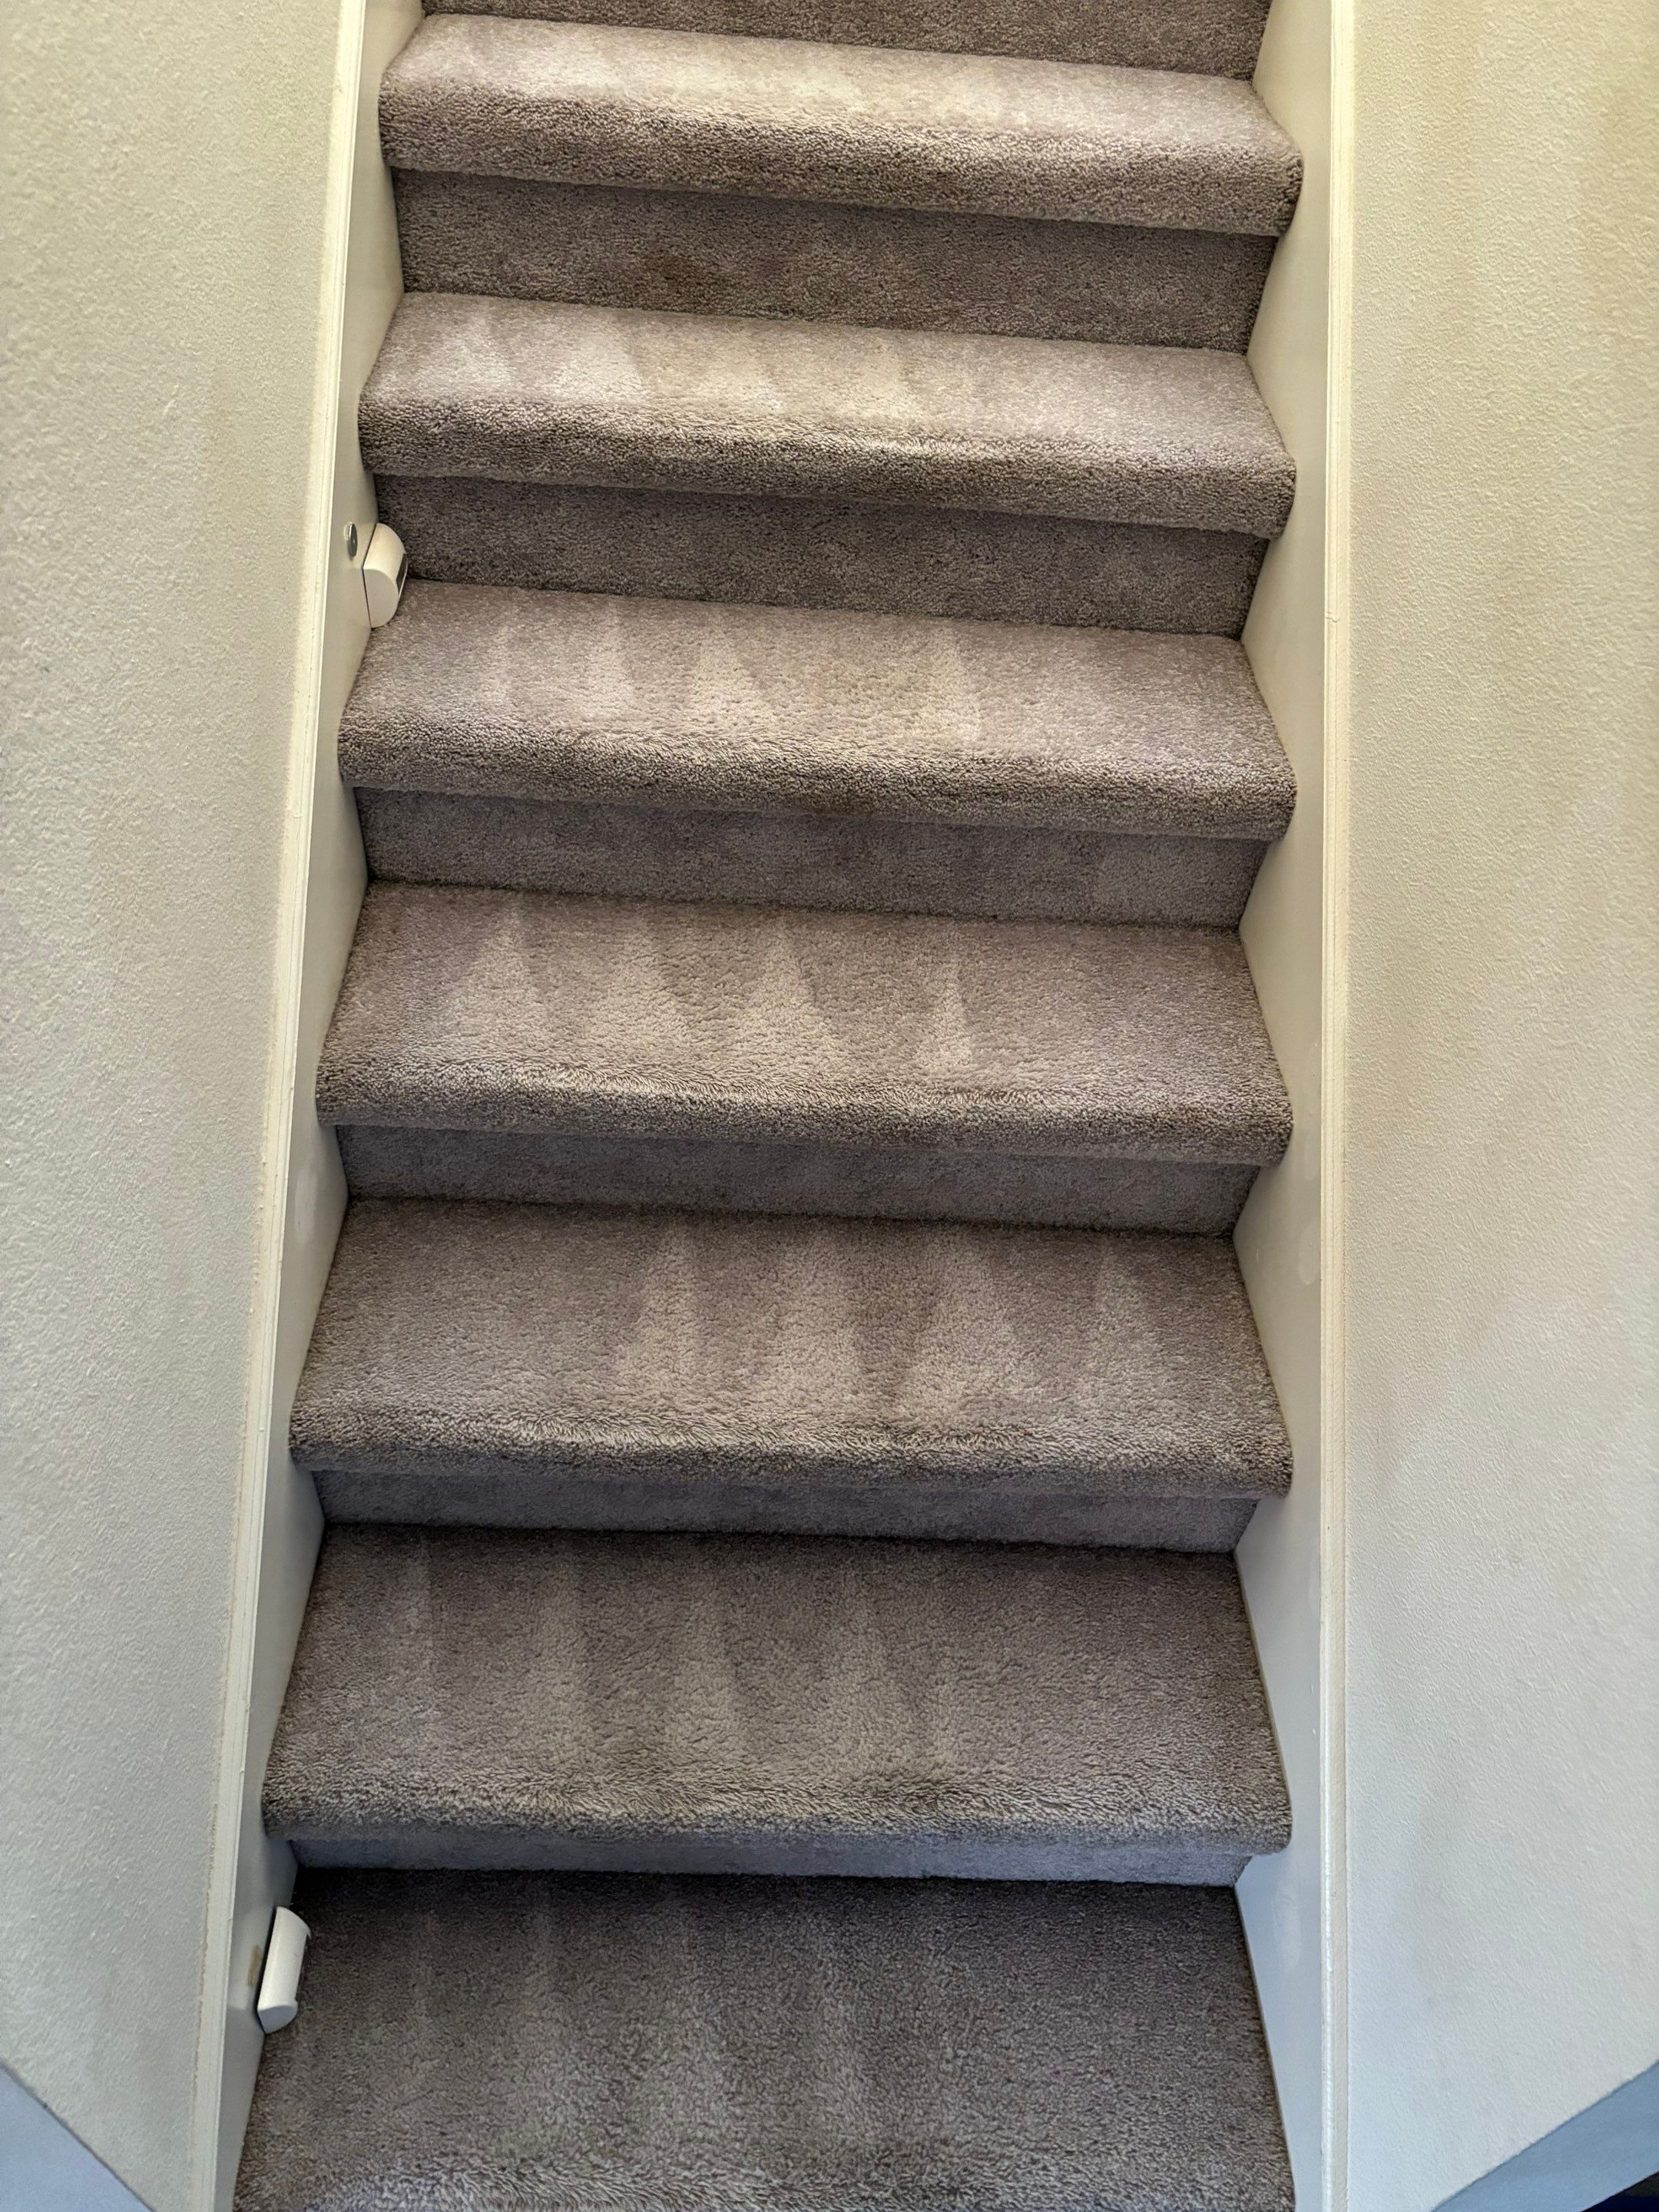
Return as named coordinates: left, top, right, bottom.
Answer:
left=187, top=5, right=422, bottom=2204
left=0, top=2065, right=154, bottom=2212
left=1318, top=0, right=1354, bottom=2197
left=1232, top=0, right=1339, bottom=2197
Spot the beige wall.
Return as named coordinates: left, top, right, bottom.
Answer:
left=1339, top=0, right=1659, bottom=2200
left=1, top=7, right=342, bottom=2207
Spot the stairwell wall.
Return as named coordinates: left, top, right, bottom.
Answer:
left=3, top=5, right=350, bottom=2209
left=1336, top=0, right=1659, bottom=2200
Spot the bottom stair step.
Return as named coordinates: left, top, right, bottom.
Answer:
left=263, top=1528, right=1290, bottom=1883
left=237, top=1871, right=1293, bottom=2212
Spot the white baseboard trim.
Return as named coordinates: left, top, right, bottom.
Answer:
left=187, top=4, right=420, bottom=2203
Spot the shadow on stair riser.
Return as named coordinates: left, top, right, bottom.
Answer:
left=286, top=1825, right=1258, bottom=1883
left=377, top=473, right=1269, bottom=634
left=395, top=171, right=1277, bottom=350
left=309, top=1461, right=1260, bottom=1549
left=357, top=787, right=1269, bottom=929
left=338, top=1122, right=1260, bottom=1233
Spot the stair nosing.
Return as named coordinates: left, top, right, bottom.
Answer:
left=263, top=1523, right=1291, bottom=1874
left=382, top=13, right=1303, bottom=238
left=340, top=581, right=1296, bottom=841
left=313, top=880, right=1293, bottom=1167
left=289, top=1197, right=1294, bottom=1505
left=359, top=293, right=1296, bottom=539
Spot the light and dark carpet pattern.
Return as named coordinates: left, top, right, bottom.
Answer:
left=316, top=883, right=1293, bottom=1165
left=268, top=1528, right=1290, bottom=1879
left=382, top=18, right=1301, bottom=234
left=242, top=0, right=1302, bottom=2195
left=237, top=1873, right=1295, bottom=2212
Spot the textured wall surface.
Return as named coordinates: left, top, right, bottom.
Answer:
left=1341, top=0, right=1659, bottom=2201
left=0, top=7, right=339, bottom=2207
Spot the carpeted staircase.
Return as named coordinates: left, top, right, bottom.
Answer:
left=238, top=0, right=1301, bottom=2200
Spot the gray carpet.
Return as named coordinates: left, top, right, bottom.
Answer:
left=290, top=1200, right=1290, bottom=1538
left=421, top=0, right=1275, bottom=78
left=316, top=886, right=1293, bottom=1168
left=243, top=0, right=1303, bottom=2194
left=358, top=788, right=1273, bottom=929
left=344, top=582, right=1288, bottom=926
left=236, top=1873, right=1294, bottom=2212
left=341, top=585, right=1293, bottom=835
left=361, top=296, right=1294, bottom=535
left=380, top=472, right=1270, bottom=631
left=267, top=1528, right=1290, bottom=1879
left=395, top=170, right=1279, bottom=348
left=339, top=1119, right=1265, bottom=1230
left=382, top=18, right=1300, bottom=233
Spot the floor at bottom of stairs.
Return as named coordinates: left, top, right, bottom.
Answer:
left=237, top=1870, right=1291, bottom=2212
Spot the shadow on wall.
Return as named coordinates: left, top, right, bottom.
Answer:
left=1591, top=2181, right=1659, bottom=2207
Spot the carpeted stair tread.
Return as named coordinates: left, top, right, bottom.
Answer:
left=359, top=293, right=1294, bottom=535
left=419, top=0, right=1275, bottom=81
left=342, top=582, right=1295, bottom=839
left=290, top=1200, right=1291, bottom=1515
left=265, top=1525, right=1290, bottom=1880
left=316, top=884, right=1291, bottom=1164
left=382, top=16, right=1301, bottom=237
left=236, top=1870, right=1294, bottom=2212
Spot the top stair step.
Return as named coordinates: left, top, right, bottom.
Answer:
left=360, top=295, right=1295, bottom=536
left=383, top=17, right=1302, bottom=237
left=422, top=0, right=1275, bottom=81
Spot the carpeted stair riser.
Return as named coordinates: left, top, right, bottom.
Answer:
left=419, top=0, right=1274, bottom=81
left=379, top=472, right=1269, bottom=631
left=315, top=1461, right=1260, bottom=1548
left=236, top=1873, right=1294, bottom=2212
left=339, top=1121, right=1260, bottom=1231
left=358, top=788, right=1270, bottom=927
left=266, top=1527, right=1290, bottom=1880
left=396, top=171, right=1277, bottom=349
left=290, top=1200, right=1290, bottom=1545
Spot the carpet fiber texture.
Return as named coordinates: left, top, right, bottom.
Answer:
left=290, top=1200, right=1291, bottom=1535
left=419, top=0, right=1275, bottom=78
left=380, top=472, right=1270, bottom=631
left=382, top=18, right=1301, bottom=233
left=237, top=1873, right=1295, bottom=2212
left=337, top=1118, right=1265, bottom=1230
left=267, top=1526, right=1290, bottom=1879
left=316, top=885, right=1293, bottom=1167
left=341, top=584, right=1293, bottom=835
left=356, top=788, right=1273, bottom=929
left=361, top=295, right=1295, bottom=535
left=243, top=0, right=1303, bottom=2192
left=395, top=170, right=1279, bottom=348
